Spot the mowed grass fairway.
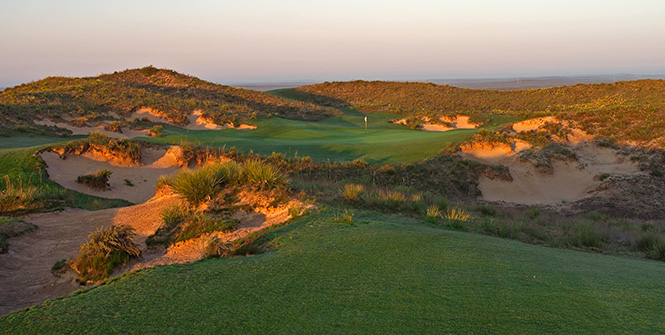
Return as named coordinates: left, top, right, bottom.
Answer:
left=142, top=113, right=481, bottom=163
left=3, top=209, right=663, bottom=334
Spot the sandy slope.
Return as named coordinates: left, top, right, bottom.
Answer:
left=131, top=107, right=256, bottom=131
left=463, top=125, right=644, bottom=205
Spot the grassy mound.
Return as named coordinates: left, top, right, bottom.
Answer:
left=0, top=66, right=338, bottom=135
left=2, top=209, right=664, bottom=333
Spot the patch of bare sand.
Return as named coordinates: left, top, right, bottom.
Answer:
left=460, top=141, right=532, bottom=164
left=470, top=141, right=644, bottom=205
left=40, top=147, right=180, bottom=204
left=33, top=119, right=149, bottom=138
left=393, top=115, right=479, bottom=132
left=512, top=116, right=557, bottom=132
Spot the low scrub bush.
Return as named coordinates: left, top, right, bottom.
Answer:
left=174, top=214, right=238, bottom=243
left=335, top=209, right=355, bottom=224
left=426, top=205, right=441, bottom=223
left=73, top=225, right=140, bottom=282
left=169, top=162, right=241, bottom=206
left=76, top=169, right=113, bottom=189
left=0, top=175, right=38, bottom=213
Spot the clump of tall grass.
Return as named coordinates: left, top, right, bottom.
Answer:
left=426, top=205, right=441, bottom=223
left=168, top=161, right=241, bottom=206
left=340, top=183, right=365, bottom=202
left=444, top=207, right=472, bottom=231
left=76, top=169, right=113, bottom=189
left=73, top=225, right=140, bottom=282
left=0, top=175, right=38, bottom=212
left=242, top=160, right=288, bottom=190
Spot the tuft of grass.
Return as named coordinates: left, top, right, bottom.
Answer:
left=335, top=209, right=355, bottom=224
left=425, top=205, right=441, bottom=223
left=174, top=214, right=238, bottom=244
left=76, top=169, right=113, bottom=189
left=339, top=183, right=365, bottom=202
left=242, top=160, right=288, bottom=190
left=203, top=235, right=234, bottom=258
left=288, top=203, right=306, bottom=219
left=444, top=207, right=472, bottom=231
left=72, top=225, right=140, bottom=282
left=168, top=161, right=241, bottom=206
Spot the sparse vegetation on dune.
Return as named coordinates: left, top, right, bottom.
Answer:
left=0, top=66, right=338, bottom=135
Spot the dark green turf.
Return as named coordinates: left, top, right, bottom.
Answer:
left=3, top=209, right=663, bottom=334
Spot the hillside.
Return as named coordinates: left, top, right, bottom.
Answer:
left=288, top=80, right=665, bottom=146
left=0, top=66, right=338, bottom=135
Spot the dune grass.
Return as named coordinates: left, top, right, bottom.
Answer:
left=2, top=208, right=664, bottom=334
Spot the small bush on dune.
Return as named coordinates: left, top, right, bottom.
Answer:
left=73, top=225, right=140, bottom=282
left=77, top=169, right=113, bottom=189
left=174, top=214, right=238, bottom=243
left=426, top=205, right=441, bottom=223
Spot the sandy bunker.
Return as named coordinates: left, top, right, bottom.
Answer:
left=40, top=147, right=181, bottom=203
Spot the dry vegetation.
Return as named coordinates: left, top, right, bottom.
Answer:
left=295, top=80, right=665, bottom=146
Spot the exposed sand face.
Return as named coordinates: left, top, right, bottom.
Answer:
left=131, top=107, right=257, bottom=131
left=467, top=141, right=644, bottom=205
left=40, top=147, right=180, bottom=203
left=512, top=116, right=558, bottom=132
left=394, top=115, right=479, bottom=132
left=460, top=141, right=532, bottom=164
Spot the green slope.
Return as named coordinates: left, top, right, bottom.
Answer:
left=3, top=209, right=663, bottom=334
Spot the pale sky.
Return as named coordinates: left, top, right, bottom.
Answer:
left=1, top=0, right=664, bottom=86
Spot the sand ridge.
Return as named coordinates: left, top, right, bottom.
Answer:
left=131, top=107, right=257, bottom=131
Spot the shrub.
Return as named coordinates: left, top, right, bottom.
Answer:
left=577, top=224, right=603, bottom=248
left=352, top=158, right=368, bottom=168
left=73, top=225, right=140, bottom=282
left=340, top=183, right=365, bottom=202
left=77, top=169, right=113, bottom=189
left=170, top=164, right=231, bottom=206
left=149, top=125, right=164, bottom=137
left=242, top=160, right=288, bottom=190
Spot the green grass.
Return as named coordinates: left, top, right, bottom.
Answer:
left=0, top=135, right=76, bottom=149
left=3, top=208, right=664, bottom=334
left=140, top=113, right=482, bottom=163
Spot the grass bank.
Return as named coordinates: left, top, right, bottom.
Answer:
left=2, top=208, right=663, bottom=334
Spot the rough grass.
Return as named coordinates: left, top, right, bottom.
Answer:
left=72, top=225, right=140, bottom=282
left=2, top=208, right=665, bottom=333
